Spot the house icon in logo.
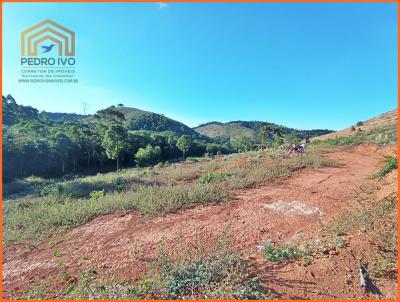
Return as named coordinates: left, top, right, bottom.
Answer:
left=21, top=19, right=75, bottom=57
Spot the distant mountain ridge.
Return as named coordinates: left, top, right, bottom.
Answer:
left=193, top=120, right=333, bottom=142
left=2, top=94, right=332, bottom=140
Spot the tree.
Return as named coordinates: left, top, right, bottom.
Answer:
left=102, top=124, right=128, bottom=171
left=167, top=134, right=177, bottom=147
left=176, top=135, right=193, bottom=159
left=259, top=126, right=268, bottom=149
left=272, top=135, right=283, bottom=149
left=135, top=145, right=161, bottom=166
left=53, top=132, right=75, bottom=174
left=94, top=106, right=125, bottom=126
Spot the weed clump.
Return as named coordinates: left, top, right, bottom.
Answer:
left=67, top=235, right=271, bottom=300
left=375, top=156, right=397, bottom=178
left=198, top=172, right=231, bottom=184
left=262, top=243, right=302, bottom=264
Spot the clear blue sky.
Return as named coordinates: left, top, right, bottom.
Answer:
left=2, top=2, right=398, bottom=130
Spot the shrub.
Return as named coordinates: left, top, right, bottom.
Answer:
left=262, top=243, right=302, bottom=264
left=41, top=183, right=69, bottom=197
left=356, top=121, right=364, bottom=126
left=198, top=172, right=231, bottom=184
left=67, top=236, right=271, bottom=300
left=90, top=190, right=105, bottom=200
left=148, top=236, right=270, bottom=299
left=376, top=156, right=397, bottom=178
left=135, top=145, right=162, bottom=166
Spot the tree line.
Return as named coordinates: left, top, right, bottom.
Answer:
left=2, top=96, right=235, bottom=181
left=3, top=95, right=320, bottom=182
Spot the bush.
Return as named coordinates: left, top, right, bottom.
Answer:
left=67, top=236, right=271, bottom=300
left=376, top=156, right=397, bottom=178
left=149, top=236, right=270, bottom=299
left=325, top=136, right=353, bottom=146
left=90, top=190, right=105, bottom=200
left=356, top=121, right=364, bottom=126
left=135, top=145, right=162, bottom=166
left=262, top=243, right=302, bottom=264
left=198, top=172, right=231, bottom=184
left=41, top=183, right=69, bottom=197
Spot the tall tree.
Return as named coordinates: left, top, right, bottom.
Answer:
left=259, top=126, right=268, bottom=149
left=176, top=135, right=193, bottom=159
left=102, top=124, right=128, bottom=171
left=53, top=132, right=75, bottom=174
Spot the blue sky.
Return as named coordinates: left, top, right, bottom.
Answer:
left=2, top=2, right=398, bottom=130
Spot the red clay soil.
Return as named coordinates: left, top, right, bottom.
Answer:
left=2, top=145, right=397, bottom=299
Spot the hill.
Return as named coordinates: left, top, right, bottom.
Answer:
left=115, top=106, right=151, bottom=120
left=124, top=109, right=202, bottom=137
left=194, top=120, right=332, bottom=142
left=312, top=109, right=397, bottom=141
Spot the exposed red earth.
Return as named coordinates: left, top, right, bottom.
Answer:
left=3, top=145, right=397, bottom=299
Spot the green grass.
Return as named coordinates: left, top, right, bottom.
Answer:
left=3, top=169, right=145, bottom=200
left=197, top=172, right=231, bottom=184
left=3, top=152, right=337, bottom=246
left=3, top=182, right=229, bottom=245
left=312, top=125, right=397, bottom=150
left=229, top=152, right=338, bottom=189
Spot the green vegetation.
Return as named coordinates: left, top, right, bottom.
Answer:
left=262, top=243, right=302, bottom=264
left=375, top=156, right=397, bottom=178
left=194, top=120, right=332, bottom=144
left=324, top=192, right=398, bottom=280
left=3, top=152, right=336, bottom=246
left=3, top=95, right=334, bottom=182
left=66, top=236, right=271, bottom=300
left=312, top=125, right=397, bottom=149
left=135, top=145, right=162, bottom=166
left=127, top=112, right=200, bottom=137
left=3, top=182, right=229, bottom=244
left=198, top=172, right=231, bottom=184
left=2, top=96, right=227, bottom=181
left=102, top=124, right=129, bottom=171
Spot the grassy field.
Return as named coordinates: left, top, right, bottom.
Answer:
left=3, top=151, right=336, bottom=246
left=4, top=126, right=396, bottom=246
left=4, top=125, right=398, bottom=299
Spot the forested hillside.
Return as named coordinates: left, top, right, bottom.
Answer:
left=2, top=95, right=226, bottom=181
left=2, top=95, right=331, bottom=181
left=127, top=112, right=202, bottom=137
left=194, top=120, right=332, bottom=143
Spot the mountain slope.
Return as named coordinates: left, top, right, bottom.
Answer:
left=115, top=106, right=151, bottom=120
left=312, top=109, right=397, bottom=141
left=194, top=120, right=332, bottom=142
left=126, top=111, right=202, bottom=137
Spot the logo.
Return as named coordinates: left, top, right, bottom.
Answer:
left=19, top=20, right=78, bottom=84
left=21, top=19, right=75, bottom=57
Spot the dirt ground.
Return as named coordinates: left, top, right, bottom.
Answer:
left=2, top=145, right=397, bottom=299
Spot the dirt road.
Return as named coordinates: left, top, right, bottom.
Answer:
left=3, top=145, right=395, bottom=298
